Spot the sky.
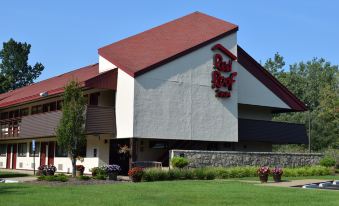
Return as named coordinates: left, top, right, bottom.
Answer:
left=0, top=0, right=338, bottom=81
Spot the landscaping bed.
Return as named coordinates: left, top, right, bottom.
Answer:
left=30, top=176, right=128, bottom=186
left=141, top=166, right=333, bottom=182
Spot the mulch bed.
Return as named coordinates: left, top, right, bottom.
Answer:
left=27, top=177, right=131, bottom=186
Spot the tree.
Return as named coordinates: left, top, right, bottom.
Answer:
left=0, top=38, right=44, bottom=93
left=264, top=52, right=285, bottom=78
left=56, top=81, right=86, bottom=177
left=264, top=55, right=339, bottom=151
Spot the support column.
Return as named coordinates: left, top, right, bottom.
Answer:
left=129, top=138, right=137, bottom=169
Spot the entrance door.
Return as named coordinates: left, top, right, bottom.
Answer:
left=40, top=142, right=47, bottom=166
left=6, top=144, right=11, bottom=169
left=109, top=139, right=130, bottom=175
left=48, top=142, right=55, bottom=165
left=12, top=144, right=17, bottom=169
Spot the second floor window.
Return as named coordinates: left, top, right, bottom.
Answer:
left=31, top=105, right=43, bottom=115
left=89, top=92, right=100, bottom=106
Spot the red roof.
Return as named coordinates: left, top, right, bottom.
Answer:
left=0, top=12, right=306, bottom=112
left=0, top=64, right=100, bottom=108
left=98, top=12, right=238, bottom=77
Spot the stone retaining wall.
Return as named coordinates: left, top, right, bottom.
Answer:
left=170, top=150, right=323, bottom=168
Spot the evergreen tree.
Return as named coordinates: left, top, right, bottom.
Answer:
left=0, top=38, right=44, bottom=93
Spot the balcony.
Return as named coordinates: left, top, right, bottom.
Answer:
left=0, top=106, right=116, bottom=140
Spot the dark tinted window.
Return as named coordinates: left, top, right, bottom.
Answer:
left=18, top=143, right=27, bottom=157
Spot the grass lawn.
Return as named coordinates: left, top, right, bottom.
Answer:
left=0, top=172, right=30, bottom=178
left=1, top=180, right=338, bottom=206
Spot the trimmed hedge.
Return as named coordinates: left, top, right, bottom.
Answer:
left=142, top=166, right=331, bottom=182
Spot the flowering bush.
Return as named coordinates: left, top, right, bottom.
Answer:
left=128, top=167, right=144, bottom=182
left=37, top=165, right=57, bottom=176
left=105, top=165, right=121, bottom=175
left=271, top=167, right=283, bottom=175
left=257, top=166, right=270, bottom=175
left=76, top=165, right=85, bottom=172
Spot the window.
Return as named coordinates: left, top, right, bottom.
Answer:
left=18, top=143, right=27, bottom=157
left=31, top=105, right=42, bottom=115
left=29, top=142, right=40, bottom=157
left=49, top=102, right=57, bottom=111
left=89, top=92, right=100, bottom=106
left=79, top=145, right=86, bottom=157
left=55, top=143, right=68, bottom=157
left=20, top=108, right=29, bottom=116
left=42, top=103, right=49, bottom=113
left=9, top=110, right=19, bottom=118
left=0, top=112, right=8, bottom=120
left=0, top=144, right=6, bottom=156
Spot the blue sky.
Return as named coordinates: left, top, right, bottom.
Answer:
left=1, top=0, right=338, bottom=81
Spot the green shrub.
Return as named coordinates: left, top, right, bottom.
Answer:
left=168, top=169, right=181, bottom=180
left=55, top=174, right=68, bottom=182
left=78, top=175, right=91, bottom=181
left=205, top=170, right=216, bottom=180
left=143, top=169, right=168, bottom=182
left=320, top=156, right=336, bottom=167
left=171, top=156, right=189, bottom=169
left=94, top=174, right=107, bottom=180
left=182, top=169, right=194, bottom=179
left=37, top=174, right=69, bottom=182
left=90, top=167, right=107, bottom=177
left=194, top=168, right=207, bottom=180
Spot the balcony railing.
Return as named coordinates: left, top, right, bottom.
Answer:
left=0, top=106, right=116, bottom=140
left=0, top=118, right=22, bottom=139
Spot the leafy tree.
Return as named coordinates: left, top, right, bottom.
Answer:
left=0, top=38, right=44, bottom=93
left=264, top=55, right=339, bottom=151
left=56, top=81, right=86, bottom=177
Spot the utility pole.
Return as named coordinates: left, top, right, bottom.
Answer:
left=308, top=109, right=311, bottom=153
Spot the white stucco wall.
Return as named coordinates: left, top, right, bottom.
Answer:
left=115, top=69, right=135, bottom=138
left=99, top=55, right=116, bottom=73
left=133, top=33, right=238, bottom=142
left=237, top=64, right=290, bottom=109
left=0, top=135, right=109, bottom=174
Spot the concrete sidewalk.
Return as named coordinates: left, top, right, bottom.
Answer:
left=258, top=179, right=335, bottom=187
left=1, top=176, right=36, bottom=183
left=1, top=169, right=35, bottom=183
